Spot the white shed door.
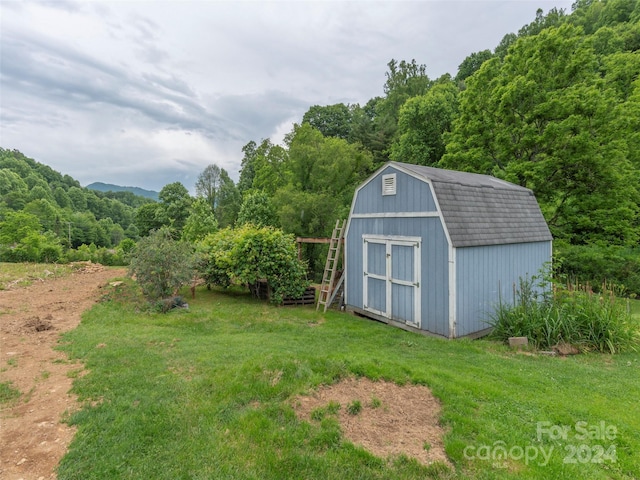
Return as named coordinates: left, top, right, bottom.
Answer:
left=363, top=236, right=421, bottom=328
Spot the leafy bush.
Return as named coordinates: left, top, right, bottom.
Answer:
left=490, top=276, right=640, bottom=353
left=554, top=243, right=640, bottom=297
left=0, top=231, right=63, bottom=263
left=129, top=227, right=195, bottom=302
left=0, top=210, right=64, bottom=262
left=196, top=224, right=309, bottom=304
left=118, top=238, right=136, bottom=257
left=196, top=228, right=237, bottom=288
left=64, top=243, right=129, bottom=266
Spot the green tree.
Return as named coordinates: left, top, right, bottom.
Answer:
left=23, top=199, right=64, bottom=234
left=266, top=123, right=372, bottom=254
left=182, top=198, right=218, bottom=243
left=110, top=223, right=125, bottom=246
left=381, top=59, right=432, bottom=115
left=53, top=186, right=72, bottom=210
left=67, top=186, right=87, bottom=211
left=0, top=169, right=28, bottom=211
left=441, top=24, right=639, bottom=245
left=0, top=210, right=41, bottom=245
left=97, top=218, right=118, bottom=247
left=0, top=148, right=134, bottom=246
left=390, top=81, right=459, bottom=165
left=455, top=49, right=493, bottom=82
left=274, top=187, right=342, bottom=238
left=273, top=187, right=342, bottom=278
left=135, top=203, right=163, bottom=237
left=0, top=210, right=62, bottom=262
left=517, top=7, right=567, bottom=37
left=27, top=184, right=53, bottom=203
left=124, top=224, right=140, bottom=241
left=195, top=164, right=224, bottom=209
left=375, top=59, right=432, bottom=151
left=237, top=141, right=258, bottom=195
left=286, top=123, right=372, bottom=200
left=348, top=98, right=389, bottom=164
left=494, top=32, right=518, bottom=59
left=158, top=182, right=192, bottom=232
left=196, top=225, right=308, bottom=304
left=85, top=191, right=109, bottom=220
left=302, top=103, right=353, bottom=139
left=129, top=227, right=195, bottom=302
left=215, top=171, right=241, bottom=228
left=194, top=165, right=238, bottom=227
left=251, top=139, right=290, bottom=195
left=237, top=191, right=279, bottom=228
left=69, top=212, right=100, bottom=247
left=0, top=169, right=28, bottom=196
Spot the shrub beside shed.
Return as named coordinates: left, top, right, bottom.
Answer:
left=344, top=161, right=552, bottom=339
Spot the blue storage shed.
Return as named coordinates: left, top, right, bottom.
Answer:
left=344, top=161, right=552, bottom=339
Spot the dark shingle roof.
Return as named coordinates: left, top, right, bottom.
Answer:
left=393, top=162, right=552, bottom=247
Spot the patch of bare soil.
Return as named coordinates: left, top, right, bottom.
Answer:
left=0, top=263, right=127, bottom=480
left=294, top=377, right=451, bottom=467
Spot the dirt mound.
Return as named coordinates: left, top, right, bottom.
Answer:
left=294, top=377, right=451, bottom=467
left=24, top=315, right=55, bottom=333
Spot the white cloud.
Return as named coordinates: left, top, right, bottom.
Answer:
left=0, top=0, right=574, bottom=192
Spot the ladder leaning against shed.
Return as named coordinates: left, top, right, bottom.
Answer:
left=316, top=219, right=346, bottom=312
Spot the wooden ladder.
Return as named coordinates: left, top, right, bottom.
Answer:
left=316, top=219, right=346, bottom=312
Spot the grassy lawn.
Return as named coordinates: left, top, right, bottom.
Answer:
left=56, top=281, right=640, bottom=480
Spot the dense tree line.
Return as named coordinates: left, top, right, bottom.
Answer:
left=0, top=148, right=152, bottom=262
left=232, top=0, right=640, bottom=279
left=2, top=0, right=639, bottom=285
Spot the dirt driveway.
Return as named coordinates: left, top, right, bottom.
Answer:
left=0, top=264, right=127, bottom=480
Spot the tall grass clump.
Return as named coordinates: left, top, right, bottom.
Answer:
left=490, top=276, right=640, bottom=353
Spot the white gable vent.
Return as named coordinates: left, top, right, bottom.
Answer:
left=382, top=173, right=396, bottom=196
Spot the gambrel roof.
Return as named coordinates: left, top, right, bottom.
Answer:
left=392, top=162, right=552, bottom=248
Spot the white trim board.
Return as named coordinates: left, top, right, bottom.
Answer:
left=350, top=212, right=439, bottom=219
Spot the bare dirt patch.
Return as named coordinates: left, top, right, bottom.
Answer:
left=0, top=264, right=127, bottom=480
left=294, top=377, right=451, bottom=467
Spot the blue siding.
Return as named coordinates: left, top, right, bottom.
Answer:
left=365, top=241, right=387, bottom=313
left=367, top=277, right=386, bottom=312
left=353, top=166, right=437, bottom=214
left=345, top=216, right=449, bottom=336
left=367, top=242, right=386, bottom=276
left=391, top=244, right=414, bottom=281
left=455, top=241, right=551, bottom=337
left=392, top=283, right=415, bottom=323
left=346, top=165, right=552, bottom=338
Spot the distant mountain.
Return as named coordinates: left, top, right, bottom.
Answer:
left=87, top=182, right=159, bottom=201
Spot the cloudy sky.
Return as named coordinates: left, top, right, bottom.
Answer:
left=1, top=0, right=573, bottom=193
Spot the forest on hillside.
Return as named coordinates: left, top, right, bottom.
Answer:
left=1, top=0, right=640, bottom=287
